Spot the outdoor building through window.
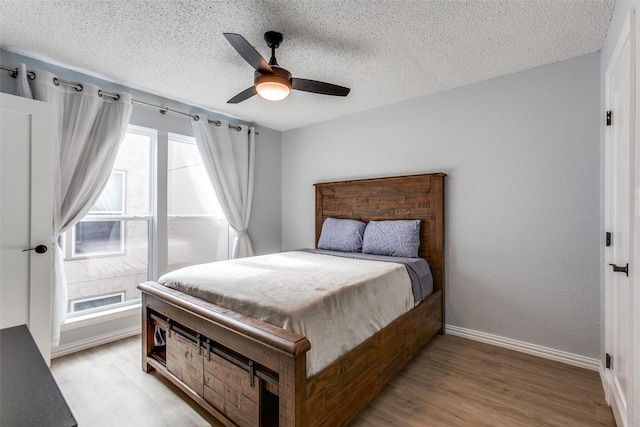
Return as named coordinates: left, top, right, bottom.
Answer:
left=63, top=126, right=229, bottom=315
left=73, top=171, right=125, bottom=255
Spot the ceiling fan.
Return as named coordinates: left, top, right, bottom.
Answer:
left=223, top=31, right=351, bottom=103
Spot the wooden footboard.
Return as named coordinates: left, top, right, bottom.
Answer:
left=139, top=281, right=310, bottom=427
left=140, top=282, right=441, bottom=427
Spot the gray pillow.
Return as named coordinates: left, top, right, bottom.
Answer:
left=362, top=220, right=421, bottom=258
left=317, top=218, right=366, bottom=252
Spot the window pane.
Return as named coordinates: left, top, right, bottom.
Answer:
left=168, top=218, right=229, bottom=271
left=89, top=172, right=124, bottom=214
left=70, top=293, right=124, bottom=313
left=65, top=219, right=148, bottom=313
left=167, top=137, right=229, bottom=271
left=167, top=138, right=223, bottom=216
left=74, top=221, right=122, bottom=255
left=118, top=131, right=150, bottom=216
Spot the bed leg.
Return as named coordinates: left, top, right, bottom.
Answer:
left=439, top=293, right=445, bottom=335
left=141, top=298, right=154, bottom=373
left=278, top=353, right=306, bottom=427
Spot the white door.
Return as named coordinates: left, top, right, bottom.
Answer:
left=605, top=9, right=636, bottom=427
left=0, top=92, right=54, bottom=363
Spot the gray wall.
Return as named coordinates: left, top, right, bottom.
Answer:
left=1, top=47, right=604, bottom=360
left=282, top=53, right=601, bottom=358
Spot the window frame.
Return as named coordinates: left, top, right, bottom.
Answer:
left=63, top=124, right=230, bottom=320
left=64, top=125, right=155, bottom=318
left=65, top=170, right=127, bottom=259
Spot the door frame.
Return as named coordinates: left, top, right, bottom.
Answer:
left=0, top=93, right=54, bottom=363
left=604, top=8, right=637, bottom=427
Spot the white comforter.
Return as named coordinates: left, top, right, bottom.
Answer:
left=158, top=251, right=414, bottom=377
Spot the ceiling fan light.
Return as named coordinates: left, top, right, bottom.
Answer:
left=255, top=75, right=291, bottom=101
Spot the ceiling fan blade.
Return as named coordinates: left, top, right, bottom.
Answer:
left=291, top=78, right=350, bottom=97
left=223, top=33, right=273, bottom=74
left=227, top=86, right=257, bottom=104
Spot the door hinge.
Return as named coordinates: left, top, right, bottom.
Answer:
left=606, top=353, right=612, bottom=369
left=609, top=263, right=629, bottom=276
left=606, top=111, right=612, bottom=126
left=606, top=232, right=612, bottom=247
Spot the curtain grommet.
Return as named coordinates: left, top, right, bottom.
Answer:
left=99, top=90, right=121, bottom=100
left=53, top=77, right=82, bottom=91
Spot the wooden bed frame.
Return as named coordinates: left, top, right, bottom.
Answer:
left=138, top=172, right=445, bottom=427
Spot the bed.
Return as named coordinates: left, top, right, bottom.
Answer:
left=138, top=172, right=445, bottom=427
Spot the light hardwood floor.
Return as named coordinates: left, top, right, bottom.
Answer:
left=50, top=334, right=614, bottom=426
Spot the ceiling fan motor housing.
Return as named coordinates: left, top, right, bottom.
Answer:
left=254, top=67, right=292, bottom=89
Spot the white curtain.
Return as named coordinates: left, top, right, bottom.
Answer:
left=17, top=64, right=132, bottom=345
left=191, top=115, right=255, bottom=258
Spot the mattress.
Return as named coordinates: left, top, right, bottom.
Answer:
left=158, top=250, right=418, bottom=377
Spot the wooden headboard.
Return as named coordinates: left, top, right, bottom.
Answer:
left=314, top=173, right=446, bottom=294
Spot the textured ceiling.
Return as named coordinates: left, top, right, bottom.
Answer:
left=0, top=0, right=615, bottom=131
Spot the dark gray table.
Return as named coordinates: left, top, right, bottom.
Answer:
left=1, top=325, right=77, bottom=427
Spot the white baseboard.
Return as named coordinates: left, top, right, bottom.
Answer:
left=599, top=360, right=610, bottom=404
left=50, top=322, right=601, bottom=373
left=51, top=325, right=141, bottom=359
left=445, top=324, right=599, bottom=371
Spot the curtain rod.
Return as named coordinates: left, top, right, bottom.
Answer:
left=0, top=64, right=253, bottom=133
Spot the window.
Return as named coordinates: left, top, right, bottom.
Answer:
left=73, top=171, right=125, bottom=256
left=64, top=128, right=151, bottom=315
left=74, top=221, right=123, bottom=255
left=63, top=125, right=229, bottom=316
left=69, top=292, right=125, bottom=313
left=167, top=134, right=229, bottom=272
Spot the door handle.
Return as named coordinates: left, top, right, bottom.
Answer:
left=609, top=263, right=629, bottom=277
left=22, top=245, right=48, bottom=254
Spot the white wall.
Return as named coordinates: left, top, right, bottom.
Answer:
left=282, top=53, right=601, bottom=358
